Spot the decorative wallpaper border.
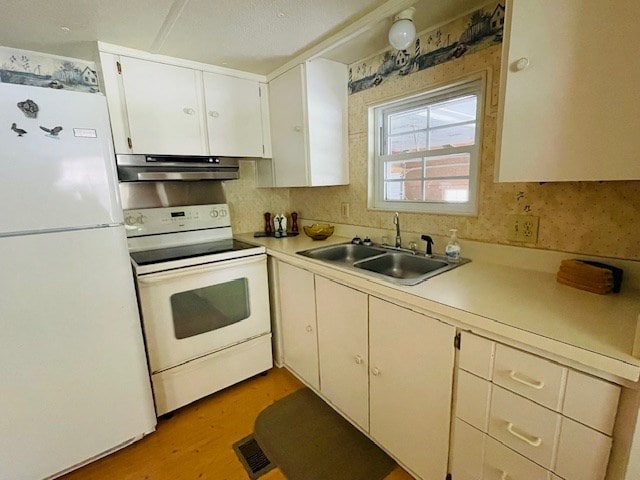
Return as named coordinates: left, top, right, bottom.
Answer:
left=348, top=1, right=504, bottom=94
left=0, top=47, right=100, bottom=93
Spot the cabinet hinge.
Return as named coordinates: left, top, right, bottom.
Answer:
left=454, top=333, right=461, bottom=350
left=116, top=61, right=122, bottom=74
left=127, top=137, right=133, bottom=149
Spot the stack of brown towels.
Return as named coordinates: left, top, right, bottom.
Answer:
left=556, top=259, right=623, bottom=294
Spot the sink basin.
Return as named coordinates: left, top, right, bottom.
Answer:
left=354, top=252, right=452, bottom=285
left=298, top=243, right=386, bottom=264
left=297, top=242, right=469, bottom=285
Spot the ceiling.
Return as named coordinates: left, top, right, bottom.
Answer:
left=0, top=0, right=489, bottom=76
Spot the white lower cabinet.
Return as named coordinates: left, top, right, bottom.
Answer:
left=277, top=262, right=319, bottom=389
left=555, top=417, right=612, bottom=480
left=483, top=434, right=551, bottom=480
left=277, top=264, right=456, bottom=480
left=488, top=385, right=559, bottom=469
left=315, top=276, right=369, bottom=430
left=451, top=331, right=619, bottom=480
left=450, top=418, right=486, bottom=480
left=369, top=297, right=456, bottom=480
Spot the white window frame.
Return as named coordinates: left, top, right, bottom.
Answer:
left=367, top=74, right=486, bottom=216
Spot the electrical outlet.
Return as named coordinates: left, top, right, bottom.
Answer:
left=507, top=215, right=539, bottom=243
left=341, top=203, right=350, bottom=218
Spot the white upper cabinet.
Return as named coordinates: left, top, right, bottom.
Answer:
left=203, top=72, right=265, bottom=158
left=262, top=58, right=348, bottom=187
left=99, top=50, right=270, bottom=158
left=496, top=0, right=640, bottom=182
left=119, top=57, right=206, bottom=156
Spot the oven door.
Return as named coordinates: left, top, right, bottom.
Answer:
left=136, top=254, right=270, bottom=373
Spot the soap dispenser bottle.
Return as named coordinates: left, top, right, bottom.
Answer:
left=445, top=229, right=461, bottom=263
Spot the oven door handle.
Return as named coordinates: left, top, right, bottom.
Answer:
left=137, top=255, right=264, bottom=284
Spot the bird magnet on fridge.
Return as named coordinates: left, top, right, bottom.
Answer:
left=17, top=99, right=39, bottom=118
left=11, top=123, right=27, bottom=137
left=40, top=125, right=63, bottom=138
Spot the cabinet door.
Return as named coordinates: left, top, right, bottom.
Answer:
left=119, top=56, right=206, bottom=155
left=203, top=72, right=264, bottom=157
left=450, top=419, right=485, bottom=480
left=369, top=297, right=455, bottom=480
left=277, top=262, right=319, bottom=389
left=268, top=64, right=308, bottom=186
left=555, top=417, right=612, bottom=480
left=497, top=0, right=640, bottom=181
left=315, top=276, right=368, bottom=430
left=305, top=58, right=348, bottom=186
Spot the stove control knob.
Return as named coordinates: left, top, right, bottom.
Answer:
left=219, top=209, right=228, bottom=217
left=125, top=214, right=145, bottom=225
left=210, top=209, right=219, bottom=218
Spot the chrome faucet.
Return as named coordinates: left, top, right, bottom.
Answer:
left=393, top=212, right=401, bottom=248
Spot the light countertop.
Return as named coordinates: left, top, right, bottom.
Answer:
left=236, top=233, right=640, bottom=383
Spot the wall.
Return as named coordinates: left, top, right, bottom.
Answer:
left=225, top=160, right=290, bottom=234
left=236, top=3, right=640, bottom=262
left=285, top=31, right=640, bottom=261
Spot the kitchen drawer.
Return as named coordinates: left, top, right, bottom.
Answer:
left=450, top=418, right=485, bottom=480
left=459, top=331, right=495, bottom=380
left=555, top=416, right=612, bottom=480
left=489, top=385, right=560, bottom=469
left=456, top=370, right=491, bottom=431
left=483, top=435, right=552, bottom=480
left=494, top=344, right=566, bottom=410
left=563, top=369, right=620, bottom=435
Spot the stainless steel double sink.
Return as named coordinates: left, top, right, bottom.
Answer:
left=297, top=242, right=469, bottom=286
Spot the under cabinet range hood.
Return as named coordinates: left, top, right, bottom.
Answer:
left=116, top=154, right=239, bottom=181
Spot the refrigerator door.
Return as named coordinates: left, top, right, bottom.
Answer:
left=0, top=83, right=122, bottom=235
left=0, top=226, right=156, bottom=480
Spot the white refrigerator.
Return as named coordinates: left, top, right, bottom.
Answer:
left=0, top=82, right=156, bottom=479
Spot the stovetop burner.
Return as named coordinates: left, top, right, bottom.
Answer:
left=130, top=239, right=259, bottom=266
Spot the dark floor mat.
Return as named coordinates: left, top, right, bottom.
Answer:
left=253, top=387, right=396, bottom=480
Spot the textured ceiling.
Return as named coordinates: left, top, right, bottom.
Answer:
left=0, top=0, right=488, bottom=75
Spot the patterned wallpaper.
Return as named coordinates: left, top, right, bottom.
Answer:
left=225, top=160, right=290, bottom=234
left=232, top=5, right=640, bottom=261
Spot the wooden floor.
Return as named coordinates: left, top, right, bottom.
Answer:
left=61, top=367, right=414, bottom=480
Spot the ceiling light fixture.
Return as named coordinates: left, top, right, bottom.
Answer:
left=388, top=7, right=416, bottom=51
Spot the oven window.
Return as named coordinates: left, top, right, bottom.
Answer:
left=170, top=278, right=251, bottom=339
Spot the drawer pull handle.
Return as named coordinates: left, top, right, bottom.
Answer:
left=506, top=422, right=542, bottom=447
left=509, top=370, right=545, bottom=389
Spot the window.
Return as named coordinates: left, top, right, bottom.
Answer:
left=369, top=77, right=484, bottom=215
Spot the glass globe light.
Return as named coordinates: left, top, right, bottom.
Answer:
left=388, top=18, right=416, bottom=50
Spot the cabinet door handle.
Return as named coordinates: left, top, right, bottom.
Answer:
left=506, top=422, right=542, bottom=447
left=183, top=107, right=196, bottom=115
left=354, top=355, right=363, bottom=365
left=208, top=110, right=220, bottom=118
left=293, top=125, right=302, bottom=132
left=371, top=367, right=381, bottom=376
left=305, top=325, right=313, bottom=333
left=508, top=370, right=545, bottom=390
left=499, top=471, right=509, bottom=480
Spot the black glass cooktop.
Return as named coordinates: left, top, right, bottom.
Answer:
left=131, top=239, right=259, bottom=266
